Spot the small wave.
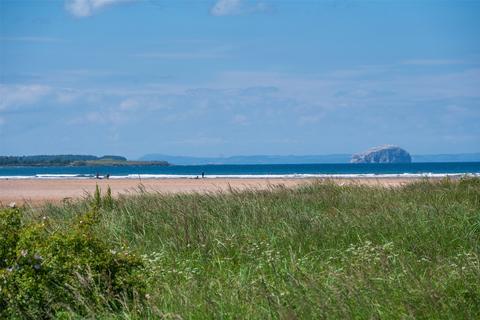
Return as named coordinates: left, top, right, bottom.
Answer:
left=0, top=176, right=37, bottom=180
left=35, top=174, right=95, bottom=179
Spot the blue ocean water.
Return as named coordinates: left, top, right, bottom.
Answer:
left=0, top=162, right=479, bottom=179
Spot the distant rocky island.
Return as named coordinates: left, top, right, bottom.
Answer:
left=351, top=145, right=412, bottom=164
left=0, top=155, right=169, bottom=167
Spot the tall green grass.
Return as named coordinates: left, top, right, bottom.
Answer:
left=20, top=178, right=480, bottom=318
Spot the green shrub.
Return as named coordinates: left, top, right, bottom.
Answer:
left=0, top=207, right=146, bottom=319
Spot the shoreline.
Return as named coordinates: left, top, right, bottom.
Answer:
left=0, top=177, right=447, bottom=206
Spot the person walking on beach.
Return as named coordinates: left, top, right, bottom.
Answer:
left=202, top=172, right=205, bottom=178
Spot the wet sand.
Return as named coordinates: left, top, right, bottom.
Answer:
left=0, top=177, right=425, bottom=206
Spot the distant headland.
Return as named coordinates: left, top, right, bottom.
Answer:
left=0, top=155, right=169, bottom=167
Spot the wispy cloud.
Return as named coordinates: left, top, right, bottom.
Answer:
left=3, top=62, right=479, bottom=155
left=210, top=0, right=270, bottom=16
left=119, top=99, right=140, bottom=111
left=65, top=0, right=136, bottom=18
left=165, top=137, right=226, bottom=147
left=133, top=46, right=231, bottom=60
left=211, top=0, right=242, bottom=16
left=134, top=52, right=224, bottom=60
left=402, top=59, right=466, bottom=66
left=71, top=110, right=127, bottom=125
left=0, top=36, right=62, bottom=43
left=0, top=84, right=52, bottom=111
left=232, top=114, right=249, bottom=125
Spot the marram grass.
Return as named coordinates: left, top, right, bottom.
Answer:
left=8, top=178, right=480, bottom=318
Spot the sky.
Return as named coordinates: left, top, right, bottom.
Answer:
left=0, top=0, right=479, bottom=159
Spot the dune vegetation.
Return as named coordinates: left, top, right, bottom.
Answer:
left=1, top=178, right=479, bottom=319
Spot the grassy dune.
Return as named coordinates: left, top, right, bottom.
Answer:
left=5, top=178, right=480, bottom=319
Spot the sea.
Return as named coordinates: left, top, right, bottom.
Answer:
left=0, top=162, right=479, bottom=179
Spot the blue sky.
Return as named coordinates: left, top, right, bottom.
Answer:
left=1, top=0, right=479, bottom=158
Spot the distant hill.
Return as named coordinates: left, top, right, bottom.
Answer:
left=140, top=153, right=480, bottom=165
left=412, top=153, right=480, bottom=163
left=140, top=154, right=352, bottom=165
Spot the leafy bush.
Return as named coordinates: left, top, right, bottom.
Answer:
left=0, top=206, right=146, bottom=319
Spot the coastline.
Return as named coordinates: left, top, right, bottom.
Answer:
left=0, top=177, right=442, bottom=205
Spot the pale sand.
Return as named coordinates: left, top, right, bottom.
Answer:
left=0, top=178, right=426, bottom=206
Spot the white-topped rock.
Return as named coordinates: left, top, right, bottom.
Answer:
left=351, top=145, right=412, bottom=164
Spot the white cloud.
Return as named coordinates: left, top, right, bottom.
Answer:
left=0, top=84, right=52, bottom=111
left=65, top=0, right=135, bottom=18
left=210, top=0, right=269, bottom=16
left=211, top=0, right=243, bottom=16
left=65, top=0, right=268, bottom=18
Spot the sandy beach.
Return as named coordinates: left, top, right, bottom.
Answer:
left=0, top=177, right=428, bottom=206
